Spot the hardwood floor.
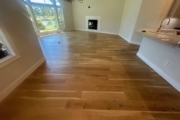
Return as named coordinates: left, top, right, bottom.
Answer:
left=0, top=31, right=180, bottom=120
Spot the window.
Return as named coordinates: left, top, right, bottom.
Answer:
left=0, top=26, right=19, bottom=68
left=0, top=38, right=10, bottom=59
left=55, top=0, right=61, bottom=6
left=57, top=8, right=64, bottom=29
left=32, top=6, right=58, bottom=31
left=23, top=0, right=65, bottom=33
left=30, top=0, right=53, bottom=4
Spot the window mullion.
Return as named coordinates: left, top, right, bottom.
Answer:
left=30, top=3, right=55, bottom=7
left=55, top=7, right=61, bottom=30
left=29, top=8, right=39, bottom=32
left=29, top=6, right=41, bottom=32
left=24, top=0, right=62, bottom=8
left=52, top=0, right=56, bottom=5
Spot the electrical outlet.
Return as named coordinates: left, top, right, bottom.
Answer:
left=164, top=61, right=170, bottom=66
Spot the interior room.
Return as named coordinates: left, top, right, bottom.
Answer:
left=0, top=0, right=180, bottom=119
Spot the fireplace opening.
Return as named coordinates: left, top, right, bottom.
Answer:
left=88, top=20, right=98, bottom=30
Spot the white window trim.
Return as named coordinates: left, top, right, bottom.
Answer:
left=0, top=23, right=20, bottom=69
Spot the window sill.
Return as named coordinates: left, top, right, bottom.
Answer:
left=0, top=55, right=20, bottom=69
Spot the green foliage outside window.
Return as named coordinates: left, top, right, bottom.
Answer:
left=24, top=0, right=64, bottom=32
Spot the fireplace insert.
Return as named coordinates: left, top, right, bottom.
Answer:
left=88, top=20, right=98, bottom=30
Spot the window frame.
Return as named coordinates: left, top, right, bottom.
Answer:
left=0, top=22, right=20, bottom=69
left=30, top=0, right=54, bottom=5
left=23, top=0, right=65, bottom=33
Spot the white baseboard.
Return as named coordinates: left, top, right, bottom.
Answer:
left=99, top=31, right=118, bottom=35
left=75, top=29, right=118, bottom=35
left=119, top=34, right=141, bottom=46
left=130, top=41, right=141, bottom=45
left=118, top=33, right=130, bottom=42
left=0, top=57, right=45, bottom=102
left=137, top=53, right=180, bottom=92
left=63, top=28, right=74, bottom=32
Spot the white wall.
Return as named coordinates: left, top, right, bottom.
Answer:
left=119, top=0, right=142, bottom=42
left=130, top=0, right=173, bottom=45
left=72, top=0, right=125, bottom=34
left=119, top=0, right=174, bottom=45
left=0, top=0, right=44, bottom=101
left=137, top=37, right=180, bottom=92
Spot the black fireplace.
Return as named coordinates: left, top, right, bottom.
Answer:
left=88, top=20, right=98, bottom=30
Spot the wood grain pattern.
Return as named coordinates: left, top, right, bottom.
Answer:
left=0, top=31, right=180, bottom=120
